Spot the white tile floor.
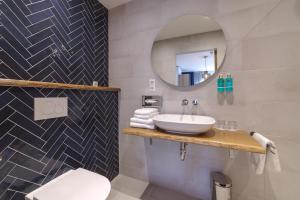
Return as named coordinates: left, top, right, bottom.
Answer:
left=107, top=175, right=202, bottom=200
left=107, top=189, right=141, bottom=200
left=107, top=175, right=148, bottom=200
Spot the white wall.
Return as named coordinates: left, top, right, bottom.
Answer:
left=152, top=30, right=226, bottom=85
left=109, top=0, right=300, bottom=199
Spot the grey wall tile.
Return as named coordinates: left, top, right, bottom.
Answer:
left=109, top=0, right=300, bottom=199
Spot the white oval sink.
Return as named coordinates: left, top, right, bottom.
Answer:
left=153, top=114, right=216, bottom=134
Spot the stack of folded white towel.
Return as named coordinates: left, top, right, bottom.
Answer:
left=130, top=108, right=159, bottom=129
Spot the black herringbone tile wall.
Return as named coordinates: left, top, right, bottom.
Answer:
left=0, top=0, right=119, bottom=199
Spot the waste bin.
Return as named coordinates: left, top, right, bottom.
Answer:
left=212, top=172, right=232, bottom=200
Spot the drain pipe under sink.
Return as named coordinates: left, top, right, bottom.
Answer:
left=180, top=142, right=188, bottom=161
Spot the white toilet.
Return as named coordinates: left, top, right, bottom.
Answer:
left=26, top=168, right=111, bottom=200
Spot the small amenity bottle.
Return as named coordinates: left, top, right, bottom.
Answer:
left=217, top=74, right=225, bottom=93
left=225, top=73, right=233, bottom=92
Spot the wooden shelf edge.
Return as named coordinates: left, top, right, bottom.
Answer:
left=0, top=78, right=120, bottom=92
left=123, top=128, right=266, bottom=154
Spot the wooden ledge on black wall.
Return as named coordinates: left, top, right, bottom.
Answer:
left=0, top=78, right=120, bottom=92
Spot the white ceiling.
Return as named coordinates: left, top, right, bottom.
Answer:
left=155, top=15, right=222, bottom=41
left=98, top=0, right=133, bottom=9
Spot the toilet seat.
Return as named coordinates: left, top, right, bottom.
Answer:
left=26, top=168, right=111, bottom=200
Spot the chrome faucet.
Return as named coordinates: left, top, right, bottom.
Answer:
left=182, top=99, right=189, bottom=106
left=192, top=99, right=198, bottom=106
left=181, top=99, right=189, bottom=117
left=191, top=99, right=199, bottom=116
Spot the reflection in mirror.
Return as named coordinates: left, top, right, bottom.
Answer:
left=151, top=15, right=227, bottom=88
left=176, top=49, right=217, bottom=86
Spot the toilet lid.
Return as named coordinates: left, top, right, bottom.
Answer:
left=27, top=168, right=111, bottom=200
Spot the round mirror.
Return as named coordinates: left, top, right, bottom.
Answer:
left=151, top=15, right=227, bottom=88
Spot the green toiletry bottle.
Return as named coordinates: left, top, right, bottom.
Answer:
left=226, top=73, right=233, bottom=92
left=217, top=74, right=225, bottom=93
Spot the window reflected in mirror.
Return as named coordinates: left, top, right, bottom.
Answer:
left=176, top=49, right=217, bottom=86
left=151, top=15, right=227, bottom=88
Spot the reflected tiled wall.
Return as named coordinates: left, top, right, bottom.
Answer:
left=109, top=0, right=300, bottom=199
left=0, top=0, right=119, bottom=199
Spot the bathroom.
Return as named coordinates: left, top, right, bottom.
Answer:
left=0, top=0, right=299, bottom=199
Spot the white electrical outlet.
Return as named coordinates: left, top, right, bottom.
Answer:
left=93, top=81, right=98, bottom=86
left=149, top=79, right=156, bottom=91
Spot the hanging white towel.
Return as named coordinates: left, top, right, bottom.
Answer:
left=251, top=132, right=281, bottom=175
left=130, top=117, right=153, bottom=125
left=268, top=145, right=281, bottom=173
left=134, top=113, right=159, bottom=119
left=130, top=122, right=155, bottom=130
left=134, top=108, right=158, bottom=115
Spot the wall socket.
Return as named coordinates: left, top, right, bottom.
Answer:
left=149, top=79, right=156, bottom=91
left=93, top=81, right=98, bottom=86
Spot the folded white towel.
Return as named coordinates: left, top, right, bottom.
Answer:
left=130, top=117, right=153, bottom=125
left=134, top=112, right=159, bottom=119
left=134, top=108, right=158, bottom=115
left=130, top=122, right=155, bottom=130
left=251, top=132, right=281, bottom=175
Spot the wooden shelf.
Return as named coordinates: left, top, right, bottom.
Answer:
left=0, top=78, right=120, bottom=92
left=123, top=128, right=266, bottom=154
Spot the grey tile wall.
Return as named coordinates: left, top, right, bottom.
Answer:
left=109, top=0, right=300, bottom=199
